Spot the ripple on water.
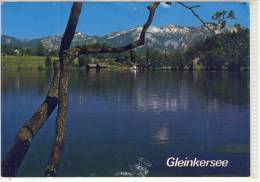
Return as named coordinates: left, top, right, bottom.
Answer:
left=115, top=157, right=152, bottom=177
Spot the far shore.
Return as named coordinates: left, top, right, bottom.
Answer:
left=1, top=55, right=249, bottom=71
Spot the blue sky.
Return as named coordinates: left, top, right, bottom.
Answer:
left=2, top=2, right=249, bottom=39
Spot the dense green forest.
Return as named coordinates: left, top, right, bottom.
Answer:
left=1, top=42, right=58, bottom=57
left=76, top=28, right=249, bottom=71
left=181, top=28, right=250, bottom=71
left=143, top=28, right=249, bottom=71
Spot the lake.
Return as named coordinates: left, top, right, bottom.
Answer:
left=1, top=70, right=250, bottom=177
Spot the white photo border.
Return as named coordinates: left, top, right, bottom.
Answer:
left=0, top=0, right=259, bottom=181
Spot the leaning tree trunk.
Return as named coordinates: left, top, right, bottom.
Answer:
left=2, top=2, right=82, bottom=177
left=44, top=59, right=70, bottom=176
left=43, top=3, right=160, bottom=176
left=2, top=61, right=60, bottom=177
left=2, top=1, right=159, bottom=176
left=45, top=2, right=83, bottom=176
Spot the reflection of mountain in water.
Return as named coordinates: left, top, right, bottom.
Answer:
left=1, top=70, right=250, bottom=177
left=2, top=70, right=249, bottom=112
left=68, top=71, right=249, bottom=112
left=132, top=75, right=189, bottom=112
left=2, top=71, right=249, bottom=112
left=152, top=124, right=169, bottom=144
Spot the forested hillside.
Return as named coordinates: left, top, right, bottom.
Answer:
left=183, top=28, right=249, bottom=71
left=2, top=27, right=249, bottom=71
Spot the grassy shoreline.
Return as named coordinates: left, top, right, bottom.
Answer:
left=1, top=55, right=56, bottom=70
left=1, top=55, right=249, bottom=71
left=1, top=55, right=130, bottom=71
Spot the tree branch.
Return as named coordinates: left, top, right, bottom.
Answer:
left=177, top=2, right=217, bottom=32
left=59, top=2, right=83, bottom=60
left=2, top=2, right=83, bottom=177
left=2, top=61, right=60, bottom=177
left=2, top=2, right=158, bottom=176
left=44, top=61, right=70, bottom=177
left=44, top=3, right=159, bottom=174
left=64, top=2, right=160, bottom=60
left=44, top=2, right=83, bottom=177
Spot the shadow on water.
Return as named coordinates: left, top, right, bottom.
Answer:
left=1, top=70, right=249, bottom=176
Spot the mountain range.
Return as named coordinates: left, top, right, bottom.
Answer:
left=1, top=24, right=236, bottom=52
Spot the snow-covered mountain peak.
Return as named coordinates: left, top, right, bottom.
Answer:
left=2, top=24, right=216, bottom=51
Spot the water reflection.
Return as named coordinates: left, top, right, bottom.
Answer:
left=2, top=70, right=51, bottom=95
left=1, top=70, right=250, bottom=176
left=152, top=124, right=169, bottom=144
left=69, top=71, right=249, bottom=112
left=2, top=70, right=249, bottom=112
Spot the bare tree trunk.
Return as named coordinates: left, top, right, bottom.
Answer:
left=44, top=61, right=70, bottom=176
left=2, top=61, right=60, bottom=177
left=59, top=2, right=83, bottom=59
left=2, top=1, right=159, bottom=176
left=45, top=2, right=83, bottom=176
left=2, top=2, right=82, bottom=177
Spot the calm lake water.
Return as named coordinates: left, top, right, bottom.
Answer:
left=1, top=70, right=250, bottom=177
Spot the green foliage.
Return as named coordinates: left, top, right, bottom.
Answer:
left=185, top=28, right=249, bottom=71
left=2, top=29, right=248, bottom=71
left=211, top=10, right=236, bottom=30
left=78, top=55, right=92, bottom=67
left=145, top=48, right=151, bottom=66
left=35, top=42, right=47, bottom=56
left=37, top=65, right=45, bottom=70
left=149, top=49, right=163, bottom=68
left=129, top=49, right=136, bottom=63
left=1, top=44, right=34, bottom=56
left=78, top=56, right=86, bottom=67
left=128, top=28, right=249, bottom=71
left=44, top=55, right=52, bottom=68
left=1, top=43, right=57, bottom=57
left=2, top=45, right=15, bottom=55
left=1, top=55, right=58, bottom=70
left=115, top=52, right=129, bottom=64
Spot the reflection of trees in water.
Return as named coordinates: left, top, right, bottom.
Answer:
left=69, top=70, right=249, bottom=111
left=2, top=70, right=249, bottom=111
left=191, top=71, right=249, bottom=108
left=2, top=70, right=249, bottom=112
left=2, top=70, right=51, bottom=96
left=2, top=69, right=249, bottom=176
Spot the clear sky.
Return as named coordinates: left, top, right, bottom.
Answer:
left=2, top=2, right=249, bottom=39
